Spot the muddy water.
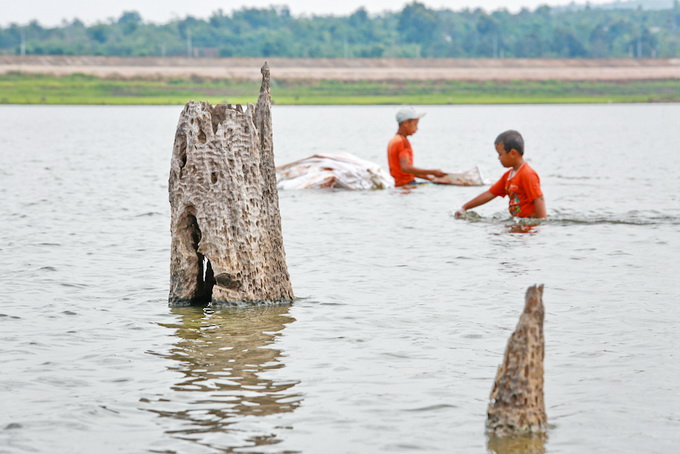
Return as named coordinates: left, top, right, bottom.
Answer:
left=1, top=104, right=679, bottom=453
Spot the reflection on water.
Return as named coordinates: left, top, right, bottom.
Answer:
left=486, top=433, right=547, bottom=454
left=505, top=224, right=540, bottom=234
left=144, top=306, right=301, bottom=451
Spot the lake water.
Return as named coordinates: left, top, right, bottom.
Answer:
left=0, top=103, right=678, bottom=454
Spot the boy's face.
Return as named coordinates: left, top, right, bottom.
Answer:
left=495, top=142, right=515, bottom=167
left=401, top=119, right=419, bottom=136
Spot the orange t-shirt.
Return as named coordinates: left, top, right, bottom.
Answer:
left=387, top=134, right=415, bottom=186
left=489, top=163, right=543, bottom=217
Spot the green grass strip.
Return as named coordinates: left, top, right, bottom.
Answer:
left=1, top=72, right=679, bottom=105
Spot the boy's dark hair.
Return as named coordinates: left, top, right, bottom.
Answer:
left=495, top=130, right=524, bottom=156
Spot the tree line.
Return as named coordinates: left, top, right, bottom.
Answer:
left=2, top=1, right=680, bottom=59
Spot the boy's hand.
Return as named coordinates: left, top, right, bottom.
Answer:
left=432, top=169, right=447, bottom=177
left=454, top=208, right=466, bottom=218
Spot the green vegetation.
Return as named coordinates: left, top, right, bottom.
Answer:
left=1, top=2, right=680, bottom=59
left=0, top=72, right=260, bottom=105
left=2, top=72, right=679, bottom=105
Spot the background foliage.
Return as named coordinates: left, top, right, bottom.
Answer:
left=2, top=1, right=680, bottom=58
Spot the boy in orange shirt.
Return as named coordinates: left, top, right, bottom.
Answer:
left=387, top=107, right=446, bottom=186
left=455, top=130, right=546, bottom=218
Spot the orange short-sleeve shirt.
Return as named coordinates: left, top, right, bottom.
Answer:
left=387, top=134, right=415, bottom=186
left=489, top=163, right=543, bottom=217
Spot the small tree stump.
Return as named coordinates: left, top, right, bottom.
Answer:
left=168, top=63, right=294, bottom=307
left=487, top=285, right=547, bottom=435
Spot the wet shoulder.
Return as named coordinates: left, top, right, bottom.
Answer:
left=388, top=134, right=410, bottom=151
left=521, top=163, right=541, bottom=179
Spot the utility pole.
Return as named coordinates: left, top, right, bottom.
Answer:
left=20, top=29, right=26, bottom=56
left=343, top=31, right=349, bottom=58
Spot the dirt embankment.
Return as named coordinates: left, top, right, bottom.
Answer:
left=1, top=55, right=679, bottom=81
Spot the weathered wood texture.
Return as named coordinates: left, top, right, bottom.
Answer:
left=168, top=63, right=294, bottom=306
left=487, top=285, right=547, bottom=435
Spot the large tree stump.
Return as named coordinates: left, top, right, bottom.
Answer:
left=487, top=285, right=547, bottom=435
left=168, top=63, right=294, bottom=306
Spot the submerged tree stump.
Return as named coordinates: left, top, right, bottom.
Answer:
left=487, top=285, right=547, bottom=435
left=168, top=63, right=294, bottom=306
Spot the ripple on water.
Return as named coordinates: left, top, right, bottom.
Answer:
left=2, top=104, right=680, bottom=453
left=38, top=266, right=58, bottom=272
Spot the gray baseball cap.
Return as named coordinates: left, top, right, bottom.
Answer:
left=396, top=107, right=426, bottom=124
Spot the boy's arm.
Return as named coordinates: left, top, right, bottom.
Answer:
left=455, top=191, right=496, bottom=217
left=532, top=196, right=547, bottom=218
left=399, top=156, right=446, bottom=179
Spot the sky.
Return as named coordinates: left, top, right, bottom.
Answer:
left=0, top=0, right=623, bottom=27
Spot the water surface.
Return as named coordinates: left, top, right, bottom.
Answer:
left=1, top=104, right=679, bottom=453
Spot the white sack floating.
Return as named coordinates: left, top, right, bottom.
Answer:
left=276, top=154, right=394, bottom=190
left=432, top=166, right=488, bottom=186
left=276, top=153, right=487, bottom=190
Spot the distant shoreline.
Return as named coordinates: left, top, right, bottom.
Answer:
left=2, top=56, right=680, bottom=82
left=1, top=57, right=679, bottom=105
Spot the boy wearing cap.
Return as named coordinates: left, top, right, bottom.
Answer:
left=455, top=130, right=546, bottom=219
left=387, top=107, right=446, bottom=186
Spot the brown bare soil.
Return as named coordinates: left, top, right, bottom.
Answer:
left=1, top=55, right=679, bottom=81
